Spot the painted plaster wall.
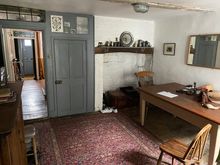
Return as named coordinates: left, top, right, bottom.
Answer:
left=153, top=12, right=220, bottom=90
left=2, top=29, right=16, bottom=81
left=95, top=16, right=154, bottom=111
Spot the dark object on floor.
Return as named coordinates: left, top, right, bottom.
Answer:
left=120, top=86, right=139, bottom=106
left=120, top=86, right=139, bottom=98
left=108, top=90, right=137, bottom=109
left=103, top=91, right=111, bottom=108
left=157, top=124, right=212, bottom=165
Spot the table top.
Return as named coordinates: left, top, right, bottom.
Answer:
left=139, top=82, right=220, bottom=125
left=0, top=81, right=23, bottom=134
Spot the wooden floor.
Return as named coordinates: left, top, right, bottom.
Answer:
left=22, top=80, right=48, bottom=121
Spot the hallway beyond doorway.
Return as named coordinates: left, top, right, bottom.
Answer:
left=22, top=80, right=47, bottom=120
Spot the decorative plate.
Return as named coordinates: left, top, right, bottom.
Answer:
left=120, top=31, right=134, bottom=47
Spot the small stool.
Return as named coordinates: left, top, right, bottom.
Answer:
left=24, top=125, right=38, bottom=165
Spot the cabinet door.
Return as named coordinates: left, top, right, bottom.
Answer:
left=0, top=107, right=27, bottom=165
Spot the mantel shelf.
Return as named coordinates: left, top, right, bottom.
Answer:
left=95, top=47, right=154, bottom=55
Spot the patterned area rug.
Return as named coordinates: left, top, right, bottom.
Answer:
left=34, top=113, right=172, bottom=165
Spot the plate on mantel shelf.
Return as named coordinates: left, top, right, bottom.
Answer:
left=120, top=31, right=134, bottom=47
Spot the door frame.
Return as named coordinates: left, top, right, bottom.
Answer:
left=0, top=20, right=49, bottom=115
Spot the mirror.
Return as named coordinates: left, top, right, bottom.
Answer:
left=187, top=34, right=220, bottom=69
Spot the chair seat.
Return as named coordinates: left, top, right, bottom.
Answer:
left=160, top=139, right=188, bottom=159
left=24, top=125, right=36, bottom=138
left=157, top=124, right=212, bottom=165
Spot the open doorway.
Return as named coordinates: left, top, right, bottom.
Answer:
left=14, top=39, right=36, bottom=79
left=2, top=28, right=47, bottom=120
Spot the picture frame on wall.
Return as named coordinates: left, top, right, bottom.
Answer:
left=163, top=43, right=176, bottom=56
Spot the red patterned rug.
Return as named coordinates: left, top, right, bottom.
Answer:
left=34, top=113, right=171, bottom=165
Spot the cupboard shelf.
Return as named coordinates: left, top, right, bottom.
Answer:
left=95, top=47, right=154, bottom=55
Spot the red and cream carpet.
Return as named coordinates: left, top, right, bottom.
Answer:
left=34, top=112, right=172, bottom=165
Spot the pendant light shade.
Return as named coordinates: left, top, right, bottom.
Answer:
left=132, top=3, right=149, bottom=13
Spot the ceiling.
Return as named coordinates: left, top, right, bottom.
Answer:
left=0, top=0, right=220, bottom=20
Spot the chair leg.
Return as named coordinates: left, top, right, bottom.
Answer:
left=172, top=157, right=174, bottom=165
left=32, top=136, right=38, bottom=165
left=157, top=151, right=163, bottom=165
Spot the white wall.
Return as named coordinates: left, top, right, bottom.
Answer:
left=2, top=29, right=16, bottom=81
left=95, top=16, right=154, bottom=111
left=153, top=12, right=220, bottom=90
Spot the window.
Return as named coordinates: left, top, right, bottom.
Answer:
left=0, top=5, right=45, bottom=22
left=24, top=40, right=32, bottom=46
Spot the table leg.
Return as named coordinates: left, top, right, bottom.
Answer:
left=209, top=124, right=220, bottom=165
left=140, top=95, right=148, bottom=126
left=140, top=96, right=145, bottom=126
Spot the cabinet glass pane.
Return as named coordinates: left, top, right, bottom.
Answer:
left=0, top=12, right=6, bottom=19
left=8, top=13, right=19, bottom=20
left=20, top=14, right=32, bottom=21
left=32, top=15, right=41, bottom=22
left=76, top=17, right=88, bottom=34
left=20, top=8, right=31, bottom=15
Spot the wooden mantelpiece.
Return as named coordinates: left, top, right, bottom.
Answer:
left=95, top=47, right=154, bottom=55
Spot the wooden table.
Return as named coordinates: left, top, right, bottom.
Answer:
left=139, top=83, right=220, bottom=165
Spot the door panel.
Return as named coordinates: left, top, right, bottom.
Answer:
left=54, top=40, right=69, bottom=79
left=71, top=83, right=84, bottom=113
left=54, top=39, right=71, bottom=116
left=54, top=39, right=86, bottom=116
left=18, top=39, right=34, bottom=76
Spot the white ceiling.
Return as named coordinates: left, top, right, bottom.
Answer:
left=1, top=0, right=220, bottom=20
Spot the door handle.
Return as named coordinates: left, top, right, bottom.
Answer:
left=55, top=80, right=62, bottom=84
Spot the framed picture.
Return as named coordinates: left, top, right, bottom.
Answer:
left=163, top=43, right=176, bottom=55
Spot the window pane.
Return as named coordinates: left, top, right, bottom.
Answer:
left=76, top=17, right=88, bottom=34
left=24, top=40, right=32, bottom=46
left=20, top=8, right=31, bottom=15
left=32, top=15, right=41, bottom=22
left=20, top=14, right=32, bottom=21
left=8, top=13, right=19, bottom=20
left=0, top=12, right=6, bottom=19
left=7, top=6, right=19, bottom=13
left=0, top=5, right=6, bottom=11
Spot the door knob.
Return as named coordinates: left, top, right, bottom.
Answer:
left=55, top=80, right=62, bottom=84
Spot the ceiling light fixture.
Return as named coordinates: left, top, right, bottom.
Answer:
left=132, top=3, right=149, bottom=13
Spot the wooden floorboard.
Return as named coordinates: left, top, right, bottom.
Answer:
left=22, top=80, right=48, bottom=121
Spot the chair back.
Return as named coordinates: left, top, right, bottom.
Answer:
left=135, top=71, right=154, bottom=87
left=184, top=124, right=212, bottom=161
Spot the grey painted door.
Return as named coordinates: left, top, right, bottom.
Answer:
left=54, top=39, right=86, bottom=116
left=18, top=39, right=34, bottom=76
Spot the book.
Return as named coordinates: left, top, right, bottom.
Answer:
left=0, top=88, right=11, bottom=98
left=0, top=91, right=16, bottom=104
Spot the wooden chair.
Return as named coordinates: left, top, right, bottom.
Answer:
left=135, top=71, right=154, bottom=87
left=25, top=125, right=38, bottom=165
left=157, top=124, right=212, bottom=165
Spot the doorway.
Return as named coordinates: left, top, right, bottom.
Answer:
left=14, top=39, right=35, bottom=79
left=2, top=28, right=48, bottom=120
